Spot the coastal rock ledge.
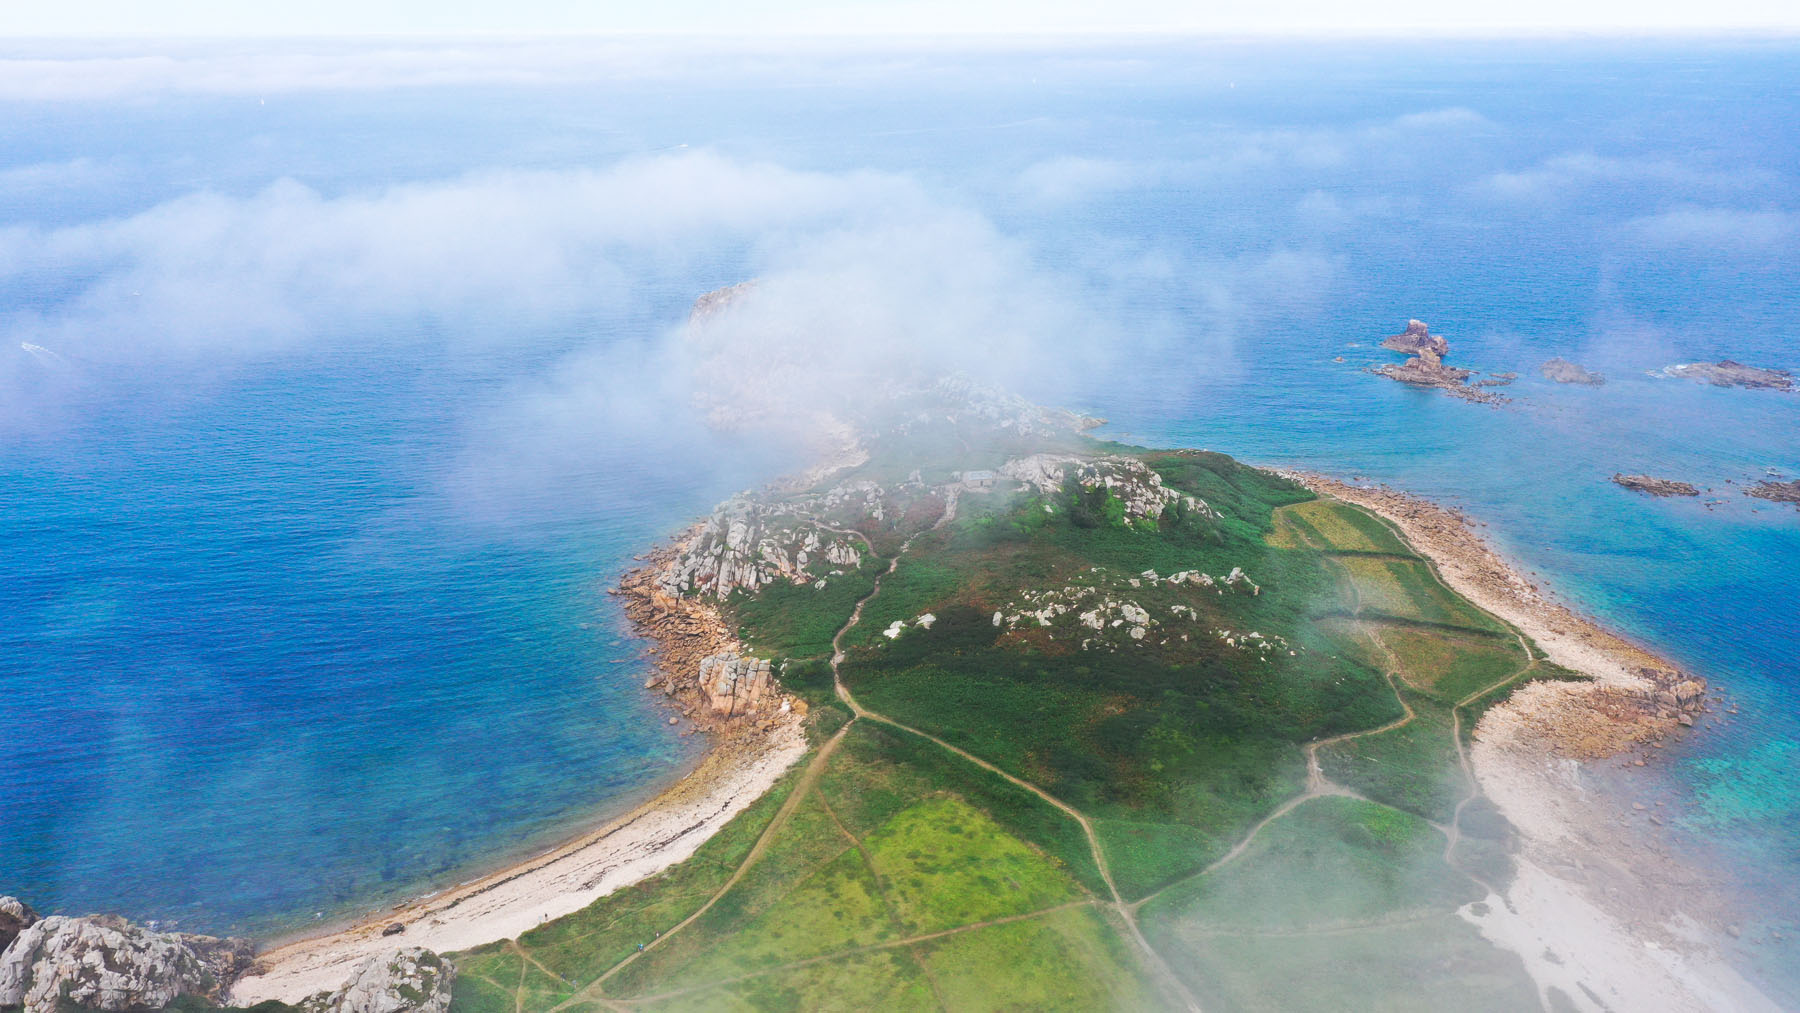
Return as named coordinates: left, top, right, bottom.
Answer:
left=0, top=907, right=252, bottom=1013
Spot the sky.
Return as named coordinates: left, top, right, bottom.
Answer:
left=1, top=0, right=1797, bottom=36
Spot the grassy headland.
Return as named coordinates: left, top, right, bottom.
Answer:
left=441, top=405, right=1579, bottom=1012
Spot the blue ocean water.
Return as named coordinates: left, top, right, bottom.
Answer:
left=1, top=36, right=1795, bottom=992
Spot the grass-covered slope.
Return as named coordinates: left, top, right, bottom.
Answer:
left=445, top=427, right=1574, bottom=1012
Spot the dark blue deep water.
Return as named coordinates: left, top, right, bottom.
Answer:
left=1, top=36, right=1795, bottom=992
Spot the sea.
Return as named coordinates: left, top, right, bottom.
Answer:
left=1, top=35, right=1795, bottom=999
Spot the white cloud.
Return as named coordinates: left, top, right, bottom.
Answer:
left=1623, top=205, right=1797, bottom=255
left=1015, top=106, right=1488, bottom=206
left=1, top=148, right=1158, bottom=470
left=0, top=153, right=931, bottom=358
left=1473, top=151, right=1772, bottom=202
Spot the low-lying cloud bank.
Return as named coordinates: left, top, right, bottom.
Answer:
left=0, top=149, right=1149, bottom=473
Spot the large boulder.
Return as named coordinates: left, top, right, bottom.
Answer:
left=0, top=897, right=38, bottom=954
left=302, top=948, right=456, bottom=1013
left=0, top=914, right=253, bottom=1013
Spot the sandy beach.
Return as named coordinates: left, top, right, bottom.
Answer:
left=1295, top=473, right=1778, bottom=1012
left=229, top=717, right=805, bottom=1004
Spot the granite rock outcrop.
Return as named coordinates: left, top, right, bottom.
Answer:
left=998, top=454, right=1218, bottom=523
left=0, top=913, right=253, bottom=1013
left=0, top=897, right=36, bottom=955
left=299, top=947, right=455, bottom=1013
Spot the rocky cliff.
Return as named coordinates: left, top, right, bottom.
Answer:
left=0, top=908, right=252, bottom=1013
left=654, top=493, right=867, bottom=601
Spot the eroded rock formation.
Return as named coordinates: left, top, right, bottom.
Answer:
left=0, top=913, right=252, bottom=1013
left=1370, top=320, right=1505, bottom=404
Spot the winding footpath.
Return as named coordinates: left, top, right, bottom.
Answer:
left=550, top=490, right=1538, bottom=1012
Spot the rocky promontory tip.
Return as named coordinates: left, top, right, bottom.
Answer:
left=1662, top=360, right=1794, bottom=391
left=1612, top=474, right=1700, bottom=497
left=1370, top=320, right=1505, bottom=404
left=1541, top=358, right=1606, bottom=385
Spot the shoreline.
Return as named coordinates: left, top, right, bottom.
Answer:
left=229, top=542, right=808, bottom=1005
left=1292, top=472, right=1778, bottom=1012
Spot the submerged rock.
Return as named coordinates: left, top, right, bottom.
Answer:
left=1541, top=358, right=1606, bottom=385
left=1661, top=360, right=1793, bottom=391
left=301, top=947, right=455, bottom=1013
left=1611, top=474, right=1700, bottom=497
left=0, top=913, right=253, bottom=1013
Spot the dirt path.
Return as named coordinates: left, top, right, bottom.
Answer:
left=823, top=491, right=1201, bottom=1013
left=549, top=721, right=856, bottom=1010
left=1130, top=520, right=1535, bottom=916
left=611, top=900, right=1099, bottom=1007
left=549, top=487, right=1540, bottom=1013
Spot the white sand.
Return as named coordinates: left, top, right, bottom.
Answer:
left=229, top=718, right=806, bottom=1005
left=1296, top=473, right=1777, bottom=1011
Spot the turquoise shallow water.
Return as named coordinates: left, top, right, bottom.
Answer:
left=1, top=36, right=1795, bottom=996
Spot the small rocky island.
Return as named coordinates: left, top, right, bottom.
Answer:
left=1746, top=479, right=1800, bottom=507
left=1612, top=474, right=1701, bottom=497
left=1371, top=320, right=1505, bottom=404
left=1662, top=361, right=1794, bottom=391
left=1542, top=358, right=1606, bottom=385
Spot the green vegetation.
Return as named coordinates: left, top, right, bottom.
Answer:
left=443, top=429, right=1556, bottom=1012
left=733, top=559, right=883, bottom=659
left=1139, top=797, right=1538, bottom=1010
left=1317, top=689, right=1468, bottom=823
left=1269, top=498, right=1412, bottom=555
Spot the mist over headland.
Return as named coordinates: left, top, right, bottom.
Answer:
left=2, top=35, right=1797, bottom=999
